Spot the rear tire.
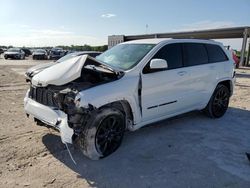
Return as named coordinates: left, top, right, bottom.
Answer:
left=204, top=84, right=230, bottom=118
left=77, top=108, right=125, bottom=160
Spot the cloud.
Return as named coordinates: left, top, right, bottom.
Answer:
left=2, top=24, right=73, bottom=36
left=174, top=20, right=236, bottom=32
left=19, top=24, right=30, bottom=28
left=28, top=29, right=73, bottom=36
left=0, top=25, right=106, bottom=46
left=101, top=13, right=116, bottom=18
left=0, top=34, right=106, bottom=47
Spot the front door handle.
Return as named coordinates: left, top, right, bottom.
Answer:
left=209, top=65, right=215, bottom=70
left=177, top=71, right=187, bottom=76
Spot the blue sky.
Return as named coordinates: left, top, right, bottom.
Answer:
left=0, top=0, right=249, bottom=49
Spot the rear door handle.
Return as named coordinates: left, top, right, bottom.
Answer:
left=177, top=71, right=187, bottom=76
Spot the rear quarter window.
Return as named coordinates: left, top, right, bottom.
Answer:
left=205, top=44, right=228, bottom=63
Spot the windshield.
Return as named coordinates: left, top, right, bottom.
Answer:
left=96, top=44, right=155, bottom=70
left=8, top=48, right=20, bottom=52
left=35, top=49, right=46, bottom=53
left=52, top=48, right=63, bottom=51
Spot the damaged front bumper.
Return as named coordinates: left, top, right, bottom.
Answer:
left=24, top=90, right=74, bottom=144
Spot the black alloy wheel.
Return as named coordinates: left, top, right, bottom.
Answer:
left=204, top=84, right=230, bottom=118
left=95, top=115, right=125, bottom=157
left=211, top=86, right=229, bottom=117
left=78, top=107, right=125, bottom=160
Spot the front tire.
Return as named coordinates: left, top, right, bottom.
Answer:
left=204, top=84, right=230, bottom=118
left=77, top=108, right=125, bottom=160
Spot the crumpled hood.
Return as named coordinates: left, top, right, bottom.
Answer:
left=32, top=55, right=86, bottom=87
left=26, top=62, right=56, bottom=78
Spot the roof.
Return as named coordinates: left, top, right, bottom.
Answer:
left=123, top=38, right=171, bottom=44
left=123, top=38, right=222, bottom=46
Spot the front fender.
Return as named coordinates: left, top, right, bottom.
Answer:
left=77, top=75, right=141, bottom=124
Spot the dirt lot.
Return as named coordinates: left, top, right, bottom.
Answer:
left=0, top=56, right=250, bottom=188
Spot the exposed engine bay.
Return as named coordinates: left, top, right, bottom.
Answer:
left=28, top=55, right=124, bottom=138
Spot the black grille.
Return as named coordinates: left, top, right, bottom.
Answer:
left=29, top=86, right=58, bottom=107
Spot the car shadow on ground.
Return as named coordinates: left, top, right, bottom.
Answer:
left=235, top=83, right=250, bottom=88
left=236, top=73, right=250, bottom=79
left=237, top=67, right=250, bottom=71
left=42, top=107, right=250, bottom=188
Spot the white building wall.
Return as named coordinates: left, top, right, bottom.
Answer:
left=108, top=35, right=125, bottom=49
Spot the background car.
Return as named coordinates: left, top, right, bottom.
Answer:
left=48, top=47, right=66, bottom=60
left=231, top=50, right=240, bottom=68
left=4, top=48, right=25, bottom=60
left=0, top=48, right=3, bottom=55
left=21, top=48, right=32, bottom=57
left=32, top=49, right=48, bottom=60
left=57, top=51, right=102, bottom=63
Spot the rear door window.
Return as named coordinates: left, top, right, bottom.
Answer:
left=183, top=43, right=208, bottom=66
left=205, top=44, right=228, bottom=63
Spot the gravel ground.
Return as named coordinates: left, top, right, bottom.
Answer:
left=0, top=57, right=249, bottom=188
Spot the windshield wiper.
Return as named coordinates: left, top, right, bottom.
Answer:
left=99, top=64, right=116, bottom=73
left=87, top=65, right=98, bottom=71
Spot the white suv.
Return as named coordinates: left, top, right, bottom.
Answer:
left=24, top=39, right=235, bottom=160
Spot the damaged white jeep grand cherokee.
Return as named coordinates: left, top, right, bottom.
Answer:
left=24, top=39, right=235, bottom=160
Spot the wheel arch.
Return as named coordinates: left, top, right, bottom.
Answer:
left=204, top=79, right=231, bottom=118
left=217, top=79, right=234, bottom=96
left=98, top=100, right=135, bottom=130
left=204, top=78, right=234, bottom=108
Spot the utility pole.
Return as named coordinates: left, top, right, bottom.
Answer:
left=240, top=28, right=249, bottom=66
left=146, top=24, right=149, bottom=34
left=246, top=41, right=250, bottom=66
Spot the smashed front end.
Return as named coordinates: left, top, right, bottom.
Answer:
left=24, top=55, right=123, bottom=144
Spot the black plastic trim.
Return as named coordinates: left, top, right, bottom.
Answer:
left=147, top=100, right=177, bottom=109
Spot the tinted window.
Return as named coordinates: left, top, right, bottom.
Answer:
left=153, top=43, right=183, bottom=69
left=205, top=44, right=228, bottom=63
left=183, top=43, right=208, bottom=66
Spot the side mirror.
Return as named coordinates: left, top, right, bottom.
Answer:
left=150, top=59, right=168, bottom=70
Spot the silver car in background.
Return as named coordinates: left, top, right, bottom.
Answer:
left=4, top=48, right=25, bottom=60
left=32, top=49, right=48, bottom=60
